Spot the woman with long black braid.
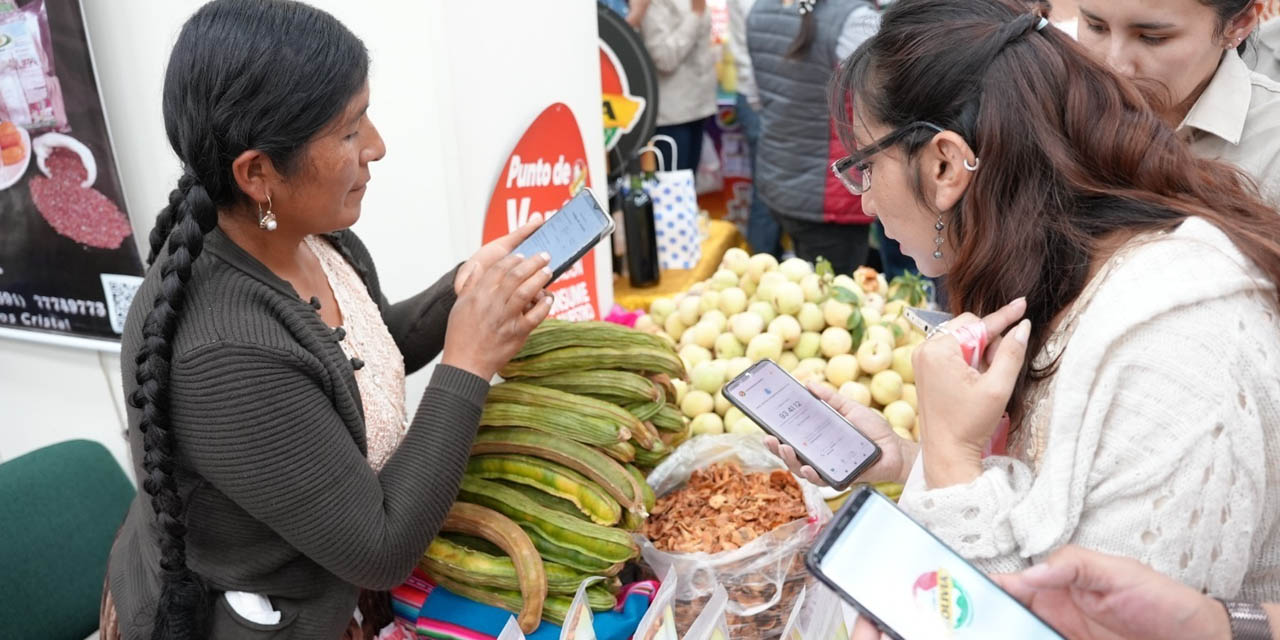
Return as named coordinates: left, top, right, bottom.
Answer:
left=101, top=2, right=554, bottom=638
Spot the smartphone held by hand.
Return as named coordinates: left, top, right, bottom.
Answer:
left=807, top=487, right=1066, bottom=640
left=511, top=187, right=614, bottom=282
left=723, top=359, right=881, bottom=490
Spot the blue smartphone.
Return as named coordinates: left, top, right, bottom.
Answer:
left=807, top=487, right=1066, bottom=640
left=511, top=187, right=614, bottom=281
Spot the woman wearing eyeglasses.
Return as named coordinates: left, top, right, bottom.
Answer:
left=747, top=0, right=880, bottom=273
left=770, top=0, right=1280, bottom=605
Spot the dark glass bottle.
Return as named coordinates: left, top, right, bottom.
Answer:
left=608, top=174, right=626, bottom=277
left=622, top=154, right=660, bottom=288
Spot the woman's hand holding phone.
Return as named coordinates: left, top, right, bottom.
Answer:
left=913, top=297, right=1030, bottom=489
left=764, top=381, right=919, bottom=487
left=443, top=219, right=555, bottom=380
left=455, top=218, right=549, bottom=300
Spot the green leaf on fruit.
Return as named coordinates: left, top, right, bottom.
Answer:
left=832, top=286, right=861, bottom=305
left=889, top=273, right=929, bottom=307
left=816, top=257, right=835, bottom=281
left=847, top=308, right=866, bottom=345
left=883, top=321, right=904, bottom=340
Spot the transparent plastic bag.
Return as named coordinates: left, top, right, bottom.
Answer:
left=560, top=576, right=605, bottom=640
left=637, top=435, right=833, bottom=640
left=682, top=584, right=729, bottom=640
left=779, top=585, right=849, bottom=640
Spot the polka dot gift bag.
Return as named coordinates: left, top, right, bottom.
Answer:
left=640, top=135, right=701, bottom=270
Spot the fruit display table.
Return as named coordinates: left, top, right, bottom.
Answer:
left=612, top=218, right=745, bottom=312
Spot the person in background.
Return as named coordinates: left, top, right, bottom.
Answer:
left=727, top=0, right=785, bottom=256
left=1076, top=0, right=1280, bottom=203
left=770, top=0, right=1280, bottom=612
left=749, top=0, right=880, bottom=274
left=639, top=0, right=716, bottom=172
left=101, top=1, right=553, bottom=638
left=600, top=0, right=632, bottom=21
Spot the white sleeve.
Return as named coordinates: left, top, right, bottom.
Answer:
left=834, top=5, right=880, bottom=62
left=727, top=0, right=758, bottom=105
left=898, top=294, right=1271, bottom=594
left=643, top=7, right=712, bottom=74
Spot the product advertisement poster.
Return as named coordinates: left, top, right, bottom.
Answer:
left=483, top=103, right=601, bottom=322
left=0, top=0, right=143, bottom=348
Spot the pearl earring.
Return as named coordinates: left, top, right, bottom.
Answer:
left=258, top=195, right=277, bottom=231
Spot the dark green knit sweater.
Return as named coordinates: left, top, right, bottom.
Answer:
left=108, top=227, right=489, bottom=639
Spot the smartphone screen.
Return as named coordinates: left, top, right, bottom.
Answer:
left=511, top=188, right=614, bottom=281
left=809, top=488, right=1064, bottom=640
left=724, top=359, right=880, bottom=488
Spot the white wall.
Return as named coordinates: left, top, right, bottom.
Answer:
left=0, top=0, right=606, bottom=475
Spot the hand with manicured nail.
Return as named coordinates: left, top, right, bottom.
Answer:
left=913, top=297, right=1032, bottom=489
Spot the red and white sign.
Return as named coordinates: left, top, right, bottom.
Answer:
left=483, top=103, right=600, bottom=321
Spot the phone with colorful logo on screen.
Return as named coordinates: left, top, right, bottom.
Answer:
left=806, top=486, right=1066, bottom=640
left=723, top=359, right=881, bottom=490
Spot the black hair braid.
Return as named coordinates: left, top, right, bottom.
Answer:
left=146, top=173, right=200, bottom=266
left=131, top=181, right=218, bottom=640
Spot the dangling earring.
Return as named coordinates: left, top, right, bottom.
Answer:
left=963, top=157, right=981, bottom=172
left=933, top=215, right=945, bottom=260
left=258, top=195, right=277, bottom=231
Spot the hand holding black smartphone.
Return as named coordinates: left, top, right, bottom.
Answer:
left=806, top=487, right=1066, bottom=639
left=723, top=359, right=881, bottom=489
left=511, top=187, right=614, bottom=282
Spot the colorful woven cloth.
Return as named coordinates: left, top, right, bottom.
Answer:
left=393, top=569, right=654, bottom=640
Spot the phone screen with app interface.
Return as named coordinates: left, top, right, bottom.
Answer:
left=724, top=359, right=880, bottom=488
left=511, top=188, right=614, bottom=281
left=808, top=488, right=1065, bottom=640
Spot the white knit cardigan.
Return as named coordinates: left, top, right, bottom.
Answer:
left=898, top=217, right=1280, bottom=601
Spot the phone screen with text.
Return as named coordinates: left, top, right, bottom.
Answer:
left=816, top=491, right=1064, bottom=639
left=511, top=189, right=611, bottom=281
left=727, top=360, right=878, bottom=485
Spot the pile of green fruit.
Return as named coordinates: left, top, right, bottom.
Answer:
left=424, top=320, right=690, bottom=631
left=635, top=250, right=932, bottom=443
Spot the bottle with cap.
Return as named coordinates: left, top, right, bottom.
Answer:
left=607, top=155, right=626, bottom=277
left=621, top=151, right=660, bottom=287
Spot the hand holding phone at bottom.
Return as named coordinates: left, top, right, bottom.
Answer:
left=991, top=546, right=1245, bottom=640
left=764, top=381, right=919, bottom=487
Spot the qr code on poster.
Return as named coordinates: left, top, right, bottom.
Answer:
left=101, top=273, right=144, bottom=335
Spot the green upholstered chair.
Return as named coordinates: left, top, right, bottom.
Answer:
left=0, top=439, right=135, bottom=639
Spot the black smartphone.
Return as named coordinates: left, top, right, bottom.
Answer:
left=806, top=487, right=1066, bottom=640
left=511, top=187, right=615, bottom=281
left=723, top=359, right=881, bottom=489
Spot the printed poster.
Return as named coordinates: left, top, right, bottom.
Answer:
left=0, top=0, right=143, bottom=346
